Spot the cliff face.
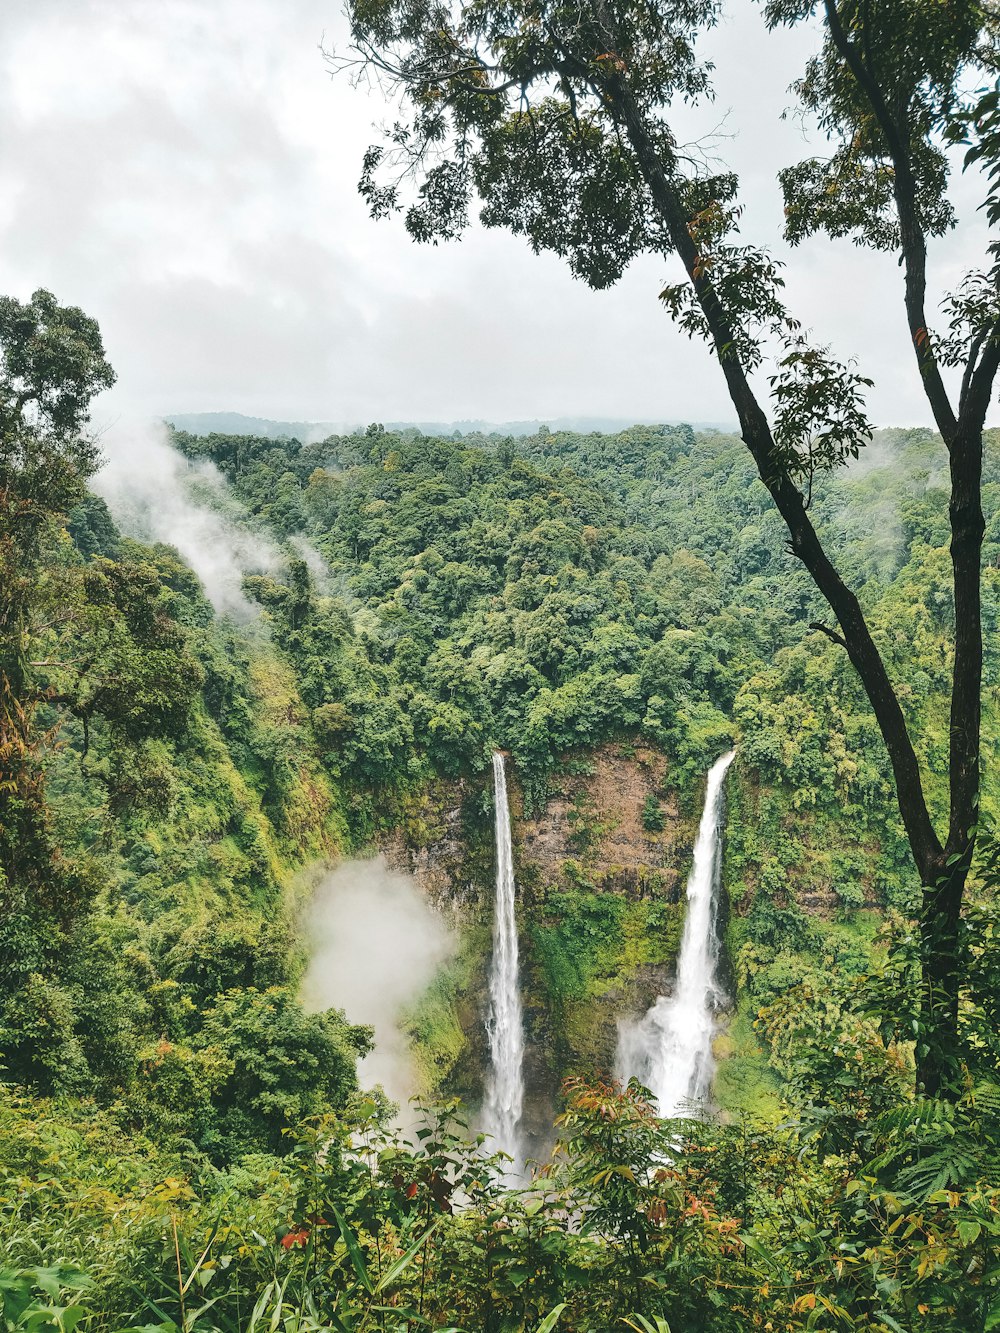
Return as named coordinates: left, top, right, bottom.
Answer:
left=382, top=744, right=699, bottom=1144
left=384, top=793, right=476, bottom=915
left=385, top=744, right=692, bottom=904
left=518, top=744, right=687, bottom=895
left=380, top=741, right=903, bottom=1144
left=381, top=743, right=901, bottom=1141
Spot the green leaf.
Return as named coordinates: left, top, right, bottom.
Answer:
left=331, top=1208, right=375, bottom=1296
left=534, top=1305, right=567, bottom=1333
left=376, top=1217, right=445, bottom=1293
left=874, top=1313, right=908, bottom=1333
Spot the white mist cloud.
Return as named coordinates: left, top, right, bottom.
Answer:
left=287, top=531, right=341, bottom=599
left=1, top=0, right=991, bottom=427
left=93, top=417, right=282, bottom=619
left=301, top=857, right=455, bottom=1106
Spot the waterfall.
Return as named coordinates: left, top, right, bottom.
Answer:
left=483, top=751, right=525, bottom=1166
left=617, top=750, right=736, bottom=1117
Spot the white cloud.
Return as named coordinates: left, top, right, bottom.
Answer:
left=93, top=418, right=281, bottom=618
left=0, top=0, right=992, bottom=429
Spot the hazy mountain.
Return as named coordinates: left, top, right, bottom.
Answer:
left=164, top=411, right=737, bottom=440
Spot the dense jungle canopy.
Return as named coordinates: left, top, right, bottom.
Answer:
left=2, top=394, right=1000, bottom=1328
left=1, top=0, right=1000, bottom=1322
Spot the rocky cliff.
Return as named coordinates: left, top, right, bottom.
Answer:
left=383, top=743, right=700, bottom=1148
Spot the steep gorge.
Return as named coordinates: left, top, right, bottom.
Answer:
left=379, top=731, right=937, bottom=1129
left=16, top=419, right=994, bottom=1143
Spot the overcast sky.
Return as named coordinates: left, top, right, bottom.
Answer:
left=0, top=0, right=991, bottom=429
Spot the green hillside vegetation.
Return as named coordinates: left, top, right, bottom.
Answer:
left=0, top=295, right=369, bottom=1171
left=84, top=427, right=1000, bottom=845
left=3, top=337, right=1000, bottom=1326
left=3, top=503, right=372, bottom=1146
left=5, top=0, right=999, bottom=1317
left=168, top=422, right=1000, bottom=1108
left=173, top=418, right=1000, bottom=873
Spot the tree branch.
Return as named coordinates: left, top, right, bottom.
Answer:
left=959, top=330, right=987, bottom=414
left=592, top=33, right=942, bottom=879
left=809, top=621, right=848, bottom=649
left=822, top=0, right=993, bottom=890
left=823, top=0, right=957, bottom=441
left=962, top=317, right=1000, bottom=429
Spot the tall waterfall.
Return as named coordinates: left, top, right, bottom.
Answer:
left=617, top=750, right=736, bottom=1117
left=483, top=751, right=525, bottom=1166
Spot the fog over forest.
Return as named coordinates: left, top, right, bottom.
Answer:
left=2, top=0, right=1000, bottom=1329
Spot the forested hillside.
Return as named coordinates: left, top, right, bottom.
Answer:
left=166, top=422, right=1000, bottom=1110
left=7, top=0, right=1000, bottom=1315
left=2, top=499, right=373, bottom=1150
left=173, top=418, right=788, bottom=801
left=4, top=404, right=1000, bottom=1329
left=173, top=419, right=1000, bottom=861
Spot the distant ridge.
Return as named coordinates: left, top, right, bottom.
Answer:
left=164, top=412, right=344, bottom=442
left=164, top=411, right=736, bottom=441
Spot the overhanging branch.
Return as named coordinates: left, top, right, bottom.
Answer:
left=823, top=0, right=958, bottom=441
left=809, top=621, right=848, bottom=649
left=590, top=29, right=943, bottom=879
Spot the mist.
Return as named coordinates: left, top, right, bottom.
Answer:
left=92, top=417, right=282, bottom=619
left=301, top=857, right=455, bottom=1107
left=832, top=427, right=950, bottom=579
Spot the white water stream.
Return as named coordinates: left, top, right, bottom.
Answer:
left=483, top=752, right=525, bottom=1166
left=617, top=750, right=736, bottom=1117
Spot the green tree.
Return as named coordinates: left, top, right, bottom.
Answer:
left=337, top=0, right=1000, bottom=1095
left=0, top=289, right=115, bottom=697
left=0, top=291, right=115, bottom=951
left=41, top=556, right=205, bottom=758
left=192, top=986, right=372, bottom=1158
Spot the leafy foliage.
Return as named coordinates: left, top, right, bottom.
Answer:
left=3, top=286, right=1000, bottom=1327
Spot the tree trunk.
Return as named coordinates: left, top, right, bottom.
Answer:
left=594, top=39, right=973, bottom=1093
left=918, top=857, right=968, bottom=1095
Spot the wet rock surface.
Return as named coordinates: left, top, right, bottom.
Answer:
left=380, top=745, right=700, bottom=1129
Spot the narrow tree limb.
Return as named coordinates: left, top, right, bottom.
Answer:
left=590, top=32, right=943, bottom=879
left=823, top=0, right=958, bottom=442
left=962, top=317, right=1000, bottom=429
left=822, top=0, right=994, bottom=879
left=946, top=426, right=985, bottom=856
left=809, top=622, right=848, bottom=649
left=959, top=330, right=987, bottom=413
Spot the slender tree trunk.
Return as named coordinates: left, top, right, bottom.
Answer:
left=593, top=29, right=975, bottom=1093
left=919, top=857, right=967, bottom=1095
left=945, top=428, right=985, bottom=859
